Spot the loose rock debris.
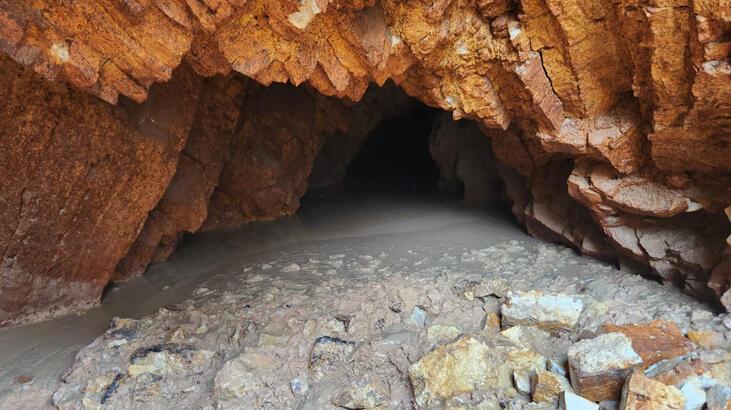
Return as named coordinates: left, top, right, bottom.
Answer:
left=34, top=240, right=731, bottom=409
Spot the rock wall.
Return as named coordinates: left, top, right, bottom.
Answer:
left=429, top=113, right=505, bottom=205
left=0, top=55, right=202, bottom=325
left=113, top=75, right=247, bottom=280
left=0, top=56, right=421, bottom=323
left=0, top=0, right=730, bottom=321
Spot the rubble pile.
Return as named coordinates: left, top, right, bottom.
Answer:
left=21, top=240, right=727, bottom=409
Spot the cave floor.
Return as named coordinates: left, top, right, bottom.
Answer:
left=0, top=188, right=726, bottom=408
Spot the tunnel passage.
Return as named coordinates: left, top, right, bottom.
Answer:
left=1, top=49, right=730, bottom=327
left=343, top=105, right=442, bottom=195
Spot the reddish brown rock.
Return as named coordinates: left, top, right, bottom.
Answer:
left=568, top=160, right=731, bottom=302
left=200, top=83, right=352, bottom=230
left=113, top=75, right=247, bottom=280
left=650, top=359, right=709, bottom=387
left=0, top=56, right=202, bottom=325
left=603, top=321, right=694, bottom=369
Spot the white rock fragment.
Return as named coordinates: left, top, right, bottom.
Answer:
left=559, top=391, right=599, bottom=410
left=390, top=34, right=402, bottom=46
left=50, top=42, right=70, bottom=63
left=548, top=358, right=569, bottom=377
left=501, top=291, right=584, bottom=332
left=507, top=349, right=548, bottom=394
left=508, top=20, right=522, bottom=41
left=287, top=0, right=321, bottom=29
left=679, top=381, right=706, bottom=410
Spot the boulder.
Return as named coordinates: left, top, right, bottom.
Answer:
left=568, top=333, right=643, bottom=401
left=409, top=336, right=516, bottom=407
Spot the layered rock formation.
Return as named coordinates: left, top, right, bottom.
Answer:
left=0, top=0, right=729, bottom=323
left=0, top=56, right=202, bottom=323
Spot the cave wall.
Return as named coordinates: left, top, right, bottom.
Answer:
left=0, top=56, right=418, bottom=324
left=429, top=113, right=505, bottom=205
left=113, top=74, right=247, bottom=280
left=0, top=56, right=202, bottom=324
left=0, top=0, right=729, bottom=322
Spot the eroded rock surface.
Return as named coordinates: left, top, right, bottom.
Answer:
left=0, top=0, right=730, bottom=320
left=0, top=55, right=202, bottom=325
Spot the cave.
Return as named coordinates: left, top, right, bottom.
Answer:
left=342, top=104, right=441, bottom=195
left=0, top=1, right=730, bottom=409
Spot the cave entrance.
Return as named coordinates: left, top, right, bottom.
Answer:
left=342, top=104, right=442, bottom=196
left=303, top=82, right=512, bottom=218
